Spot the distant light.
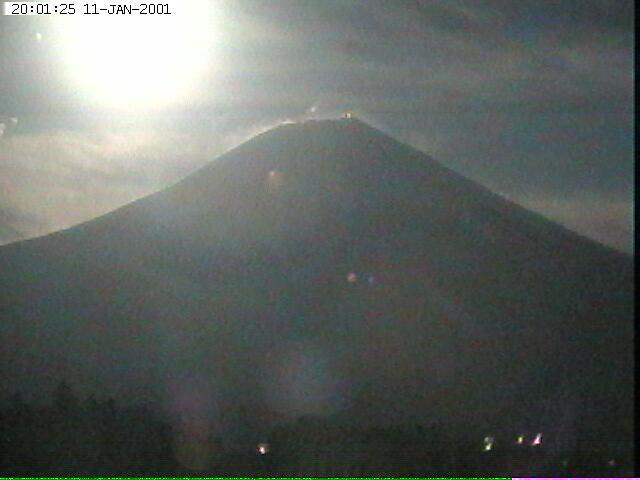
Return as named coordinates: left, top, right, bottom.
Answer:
left=562, top=459, right=569, bottom=467
left=483, top=436, right=494, bottom=451
left=347, top=272, right=358, bottom=283
left=531, top=433, right=542, bottom=446
left=516, top=435, right=524, bottom=444
left=342, top=112, right=352, bottom=119
left=367, top=275, right=375, bottom=285
left=257, top=443, right=269, bottom=455
left=35, top=32, right=42, bottom=42
left=608, top=459, right=616, bottom=467
left=10, top=117, right=18, bottom=125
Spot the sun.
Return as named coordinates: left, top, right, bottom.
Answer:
left=52, top=1, right=217, bottom=110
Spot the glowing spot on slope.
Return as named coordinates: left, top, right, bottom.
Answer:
left=347, top=272, right=358, bottom=283
left=266, top=170, right=285, bottom=192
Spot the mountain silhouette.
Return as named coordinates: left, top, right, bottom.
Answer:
left=0, top=118, right=633, bottom=455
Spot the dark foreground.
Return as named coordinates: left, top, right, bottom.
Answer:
left=1, top=388, right=632, bottom=477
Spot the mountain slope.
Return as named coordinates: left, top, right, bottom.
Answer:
left=0, top=118, right=633, bottom=452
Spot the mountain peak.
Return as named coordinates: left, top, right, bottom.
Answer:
left=246, top=115, right=388, bottom=153
left=0, top=110, right=633, bottom=457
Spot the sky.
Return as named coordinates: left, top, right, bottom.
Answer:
left=0, top=0, right=634, bottom=252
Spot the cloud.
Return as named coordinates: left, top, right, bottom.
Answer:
left=517, top=193, right=633, bottom=254
left=0, top=125, right=240, bottom=244
left=0, top=207, right=39, bottom=244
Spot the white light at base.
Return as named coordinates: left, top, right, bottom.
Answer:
left=483, top=436, right=494, bottom=451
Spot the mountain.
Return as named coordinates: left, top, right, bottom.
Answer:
left=0, top=118, right=633, bottom=454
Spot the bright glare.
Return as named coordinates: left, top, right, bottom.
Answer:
left=516, top=435, right=524, bottom=444
left=52, top=1, right=217, bottom=109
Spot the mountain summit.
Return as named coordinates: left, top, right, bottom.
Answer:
left=0, top=117, right=633, bottom=453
